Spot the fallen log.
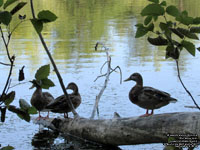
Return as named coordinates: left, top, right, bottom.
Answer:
left=34, top=112, right=200, bottom=146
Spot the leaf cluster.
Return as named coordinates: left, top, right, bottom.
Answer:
left=32, top=64, right=55, bottom=89
left=135, top=0, right=200, bottom=59
left=0, top=0, right=27, bottom=26
left=31, top=10, right=57, bottom=34
left=8, top=99, right=37, bottom=122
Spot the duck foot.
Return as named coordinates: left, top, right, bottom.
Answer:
left=140, top=109, right=153, bottom=117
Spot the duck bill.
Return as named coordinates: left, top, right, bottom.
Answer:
left=124, top=77, right=131, bottom=82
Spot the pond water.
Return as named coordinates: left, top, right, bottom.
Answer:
left=1, top=0, right=200, bottom=149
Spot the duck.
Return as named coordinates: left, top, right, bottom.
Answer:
left=45, top=82, right=81, bottom=118
left=124, top=73, right=177, bottom=117
left=30, top=80, right=54, bottom=119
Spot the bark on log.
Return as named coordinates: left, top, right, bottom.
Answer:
left=34, top=112, right=200, bottom=146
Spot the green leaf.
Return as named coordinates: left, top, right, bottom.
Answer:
left=160, top=1, right=167, bottom=6
left=146, top=23, right=154, bottom=31
left=147, top=36, right=168, bottom=46
left=144, top=16, right=152, bottom=25
left=190, top=27, right=200, bottom=33
left=176, top=11, right=193, bottom=25
left=4, top=91, right=15, bottom=106
left=41, top=78, right=55, bottom=89
left=30, top=18, right=43, bottom=34
left=8, top=105, right=30, bottom=122
left=28, top=107, right=37, bottom=114
left=166, top=5, right=180, bottom=17
left=148, top=0, right=159, bottom=3
left=38, top=10, right=57, bottom=23
left=10, top=2, right=27, bottom=15
left=0, top=0, right=4, bottom=7
left=3, top=0, right=17, bottom=9
left=177, top=27, right=199, bottom=40
left=19, top=99, right=31, bottom=110
left=197, top=47, right=200, bottom=52
left=141, top=4, right=164, bottom=16
left=35, top=64, right=50, bottom=80
left=170, top=28, right=184, bottom=39
left=193, top=17, right=200, bottom=24
left=135, top=26, right=148, bottom=38
left=0, top=11, right=12, bottom=25
left=1, top=145, right=14, bottom=150
left=181, top=40, right=195, bottom=56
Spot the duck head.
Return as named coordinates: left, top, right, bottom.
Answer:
left=66, top=82, right=79, bottom=93
left=124, top=73, right=143, bottom=85
left=29, top=80, right=41, bottom=89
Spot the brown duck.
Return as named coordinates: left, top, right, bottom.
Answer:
left=30, top=80, right=54, bottom=119
left=124, top=73, right=177, bottom=117
left=46, top=82, right=81, bottom=118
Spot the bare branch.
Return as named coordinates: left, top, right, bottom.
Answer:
left=0, top=62, right=12, bottom=66
left=30, top=0, right=78, bottom=117
left=176, top=60, right=200, bottom=110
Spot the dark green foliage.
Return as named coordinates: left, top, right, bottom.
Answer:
left=4, top=91, right=15, bottom=106
left=135, top=0, right=200, bottom=59
left=38, top=10, right=57, bottom=23
left=0, top=11, right=12, bottom=25
left=35, top=64, right=50, bottom=80
left=31, top=19, right=43, bottom=34
left=10, top=2, right=27, bottom=15
left=41, top=78, right=55, bottom=89
left=0, top=145, right=14, bottom=150
left=3, top=0, right=17, bottom=9
left=0, top=0, right=3, bottom=7
left=141, top=4, right=164, bottom=16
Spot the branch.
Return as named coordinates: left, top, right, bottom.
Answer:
left=30, top=0, right=78, bottom=117
left=90, top=42, right=113, bottom=119
left=0, top=62, right=12, bottom=66
left=175, top=60, right=200, bottom=110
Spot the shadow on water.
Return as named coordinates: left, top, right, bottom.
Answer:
left=32, top=129, right=122, bottom=150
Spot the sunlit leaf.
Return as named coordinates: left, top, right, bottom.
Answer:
left=0, top=145, right=14, bottom=150
left=38, top=10, right=57, bottom=23
left=28, top=107, right=37, bottom=114
left=0, top=11, right=12, bottom=25
left=141, top=4, right=164, bottom=16
left=35, top=64, right=50, bottom=80
left=148, top=0, right=159, bottom=4
left=147, top=36, right=168, bottom=46
left=177, top=27, right=199, bottom=40
left=19, top=99, right=31, bottom=110
left=4, top=91, right=15, bottom=106
left=181, top=40, right=195, bottom=56
left=41, top=78, right=55, bottom=89
left=166, top=5, right=180, bottom=17
left=0, top=0, right=4, bottom=7
left=10, top=2, right=27, bottom=15
left=3, top=0, right=17, bottom=9
left=30, top=18, right=43, bottom=34
left=144, top=16, right=152, bottom=25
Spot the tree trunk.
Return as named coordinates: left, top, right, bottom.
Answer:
left=34, top=112, right=200, bottom=146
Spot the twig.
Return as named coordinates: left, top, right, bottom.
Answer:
left=175, top=60, right=200, bottom=110
left=0, top=62, right=12, bottom=66
left=8, top=81, right=29, bottom=89
left=30, top=0, right=78, bottom=117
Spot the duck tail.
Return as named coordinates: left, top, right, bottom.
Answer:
left=169, top=97, right=177, bottom=103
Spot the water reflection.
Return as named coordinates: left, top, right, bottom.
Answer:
left=1, top=0, right=200, bottom=150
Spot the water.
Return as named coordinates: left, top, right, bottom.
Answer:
left=1, top=0, right=200, bottom=149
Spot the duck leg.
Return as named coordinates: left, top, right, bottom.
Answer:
left=140, top=109, right=153, bottom=117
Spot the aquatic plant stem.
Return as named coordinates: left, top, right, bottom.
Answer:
left=175, top=60, right=200, bottom=110
left=30, top=0, right=78, bottom=117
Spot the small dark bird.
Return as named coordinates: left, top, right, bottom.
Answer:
left=124, top=73, right=177, bottom=117
left=30, top=80, right=54, bottom=120
left=46, top=82, right=81, bottom=118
